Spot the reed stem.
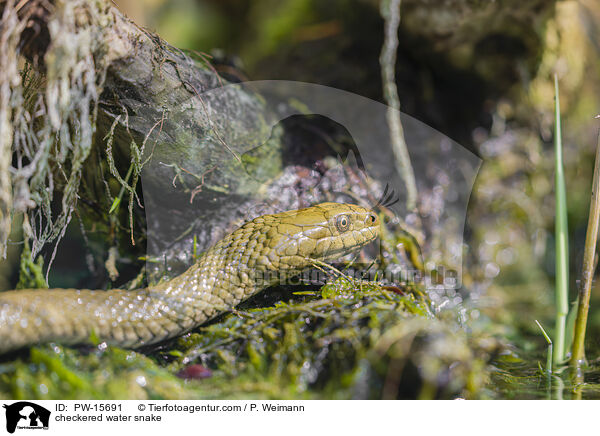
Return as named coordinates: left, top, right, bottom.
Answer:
left=553, top=75, right=569, bottom=366
left=570, top=130, right=600, bottom=368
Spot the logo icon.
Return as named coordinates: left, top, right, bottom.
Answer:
left=2, top=402, right=50, bottom=434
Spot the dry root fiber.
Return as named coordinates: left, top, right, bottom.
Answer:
left=0, top=0, right=110, bottom=268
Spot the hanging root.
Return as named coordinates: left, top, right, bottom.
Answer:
left=0, top=0, right=113, bottom=269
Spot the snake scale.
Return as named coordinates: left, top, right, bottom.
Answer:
left=0, top=203, right=379, bottom=354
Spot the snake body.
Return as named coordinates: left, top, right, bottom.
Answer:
left=0, top=203, right=379, bottom=354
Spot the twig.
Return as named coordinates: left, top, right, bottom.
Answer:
left=379, top=0, right=418, bottom=211
left=308, top=258, right=354, bottom=288
left=189, top=165, right=217, bottom=203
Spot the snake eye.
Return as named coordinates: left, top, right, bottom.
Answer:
left=335, top=214, right=350, bottom=232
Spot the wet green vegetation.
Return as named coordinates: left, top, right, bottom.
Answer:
left=0, top=277, right=497, bottom=399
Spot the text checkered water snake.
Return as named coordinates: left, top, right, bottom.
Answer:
left=0, top=203, right=379, bottom=354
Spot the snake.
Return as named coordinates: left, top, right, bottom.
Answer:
left=0, top=202, right=379, bottom=354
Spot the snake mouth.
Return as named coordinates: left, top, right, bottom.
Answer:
left=318, top=224, right=380, bottom=261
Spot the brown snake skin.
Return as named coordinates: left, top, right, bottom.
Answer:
left=0, top=203, right=379, bottom=353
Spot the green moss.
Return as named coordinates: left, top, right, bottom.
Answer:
left=0, top=276, right=493, bottom=399
left=16, top=241, right=47, bottom=290
left=0, top=346, right=198, bottom=400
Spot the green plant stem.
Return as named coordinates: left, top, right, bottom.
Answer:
left=571, top=130, right=600, bottom=368
left=553, top=75, right=569, bottom=366
left=535, top=320, right=553, bottom=375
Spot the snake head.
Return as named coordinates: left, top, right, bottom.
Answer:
left=264, top=202, right=380, bottom=269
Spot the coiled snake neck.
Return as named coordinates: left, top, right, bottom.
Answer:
left=0, top=203, right=379, bottom=354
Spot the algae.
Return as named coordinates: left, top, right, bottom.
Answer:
left=0, top=276, right=494, bottom=400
